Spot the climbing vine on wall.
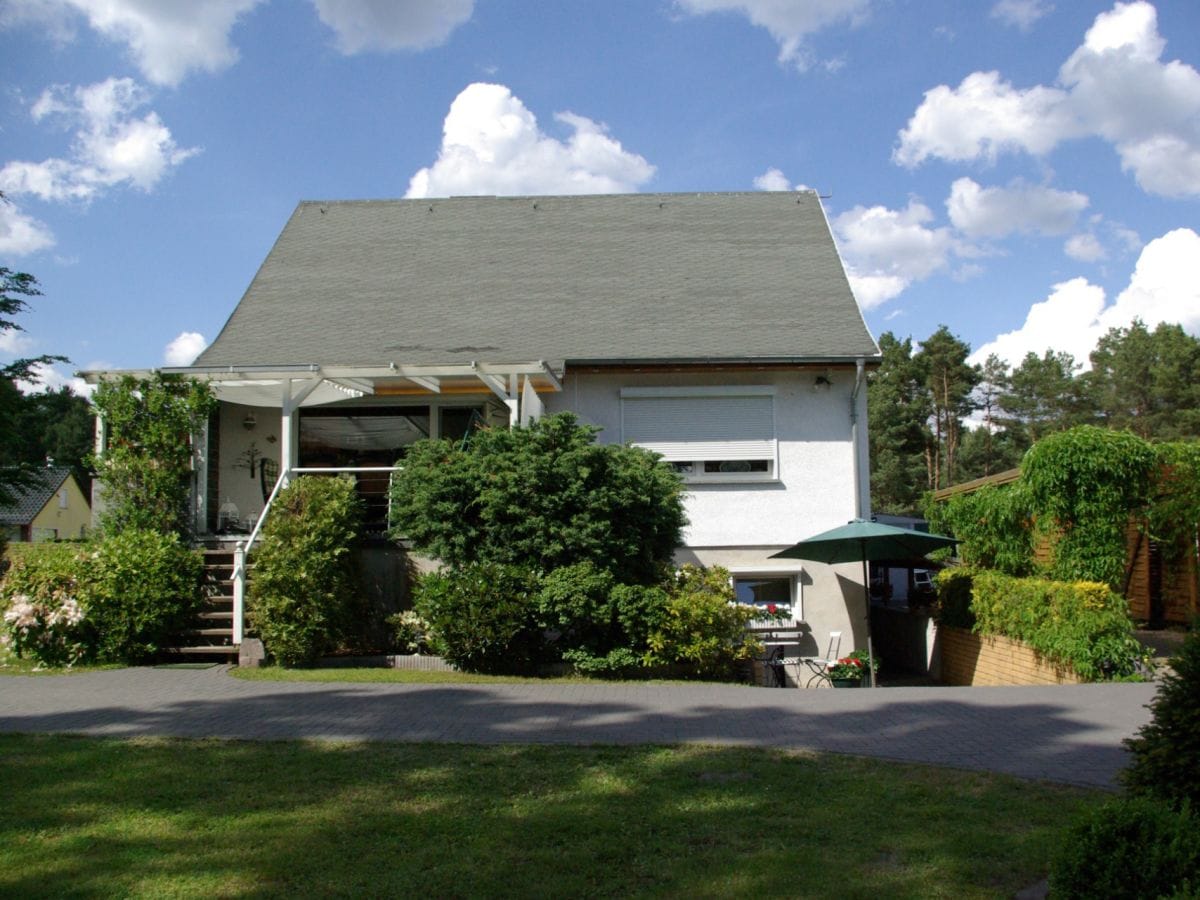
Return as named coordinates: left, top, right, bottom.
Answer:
left=89, top=373, right=217, bottom=538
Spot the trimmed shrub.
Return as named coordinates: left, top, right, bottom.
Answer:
left=561, top=646, right=642, bottom=678
left=85, top=529, right=204, bottom=663
left=934, top=568, right=1144, bottom=680
left=535, top=561, right=618, bottom=654
left=1049, top=797, right=1200, bottom=899
left=1, top=535, right=202, bottom=665
left=248, top=475, right=364, bottom=667
left=933, top=567, right=975, bottom=630
left=387, top=610, right=436, bottom=655
left=412, top=563, right=545, bottom=674
left=646, top=565, right=763, bottom=677
left=389, top=412, right=686, bottom=586
left=1122, top=627, right=1200, bottom=808
left=1, top=542, right=92, bottom=666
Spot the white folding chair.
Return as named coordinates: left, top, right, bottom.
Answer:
left=802, top=630, right=842, bottom=688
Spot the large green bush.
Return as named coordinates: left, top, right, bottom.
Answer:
left=1, top=542, right=92, bottom=666
left=248, top=475, right=365, bottom=667
left=1122, top=627, right=1200, bottom=808
left=645, top=565, right=763, bottom=677
left=1, top=533, right=202, bottom=665
left=1050, top=797, right=1199, bottom=899
left=934, top=568, right=1144, bottom=680
left=85, top=529, right=204, bottom=663
left=389, top=413, right=686, bottom=586
left=413, top=563, right=545, bottom=674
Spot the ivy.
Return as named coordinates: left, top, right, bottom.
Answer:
left=1022, top=426, right=1156, bottom=587
left=89, top=373, right=217, bottom=538
left=924, top=482, right=1034, bottom=576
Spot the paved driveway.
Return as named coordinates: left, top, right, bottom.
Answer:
left=0, top=667, right=1158, bottom=789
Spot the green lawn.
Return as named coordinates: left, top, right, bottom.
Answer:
left=0, top=734, right=1097, bottom=898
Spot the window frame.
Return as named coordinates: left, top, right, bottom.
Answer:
left=730, top=570, right=801, bottom=622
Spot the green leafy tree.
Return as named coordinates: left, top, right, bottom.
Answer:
left=1, top=267, right=68, bottom=505
left=867, top=332, right=930, bottom=513
left=955, top=353, right=1027, bottom=482
left=1088, top=320, right=1200, bottom=441
left=389, top=412, right=686, bottom=586
left=1001, top=350, right=1091, bottom=443
left=917, top=326, right=979, bottom=491
left=88, top=373, right=217, bottom=537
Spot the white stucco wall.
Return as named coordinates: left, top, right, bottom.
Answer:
left=544, top=369, right=862, bottom=547
left=544, top=368, right=871, bottom=653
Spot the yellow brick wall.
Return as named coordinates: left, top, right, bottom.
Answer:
left=939, top=626, right=1083, bottom=686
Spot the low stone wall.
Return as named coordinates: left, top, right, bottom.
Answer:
left=938, top=626, right=1083, bottom=686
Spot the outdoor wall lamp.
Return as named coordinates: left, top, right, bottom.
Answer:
left=243, top=413, right=256, bottom=431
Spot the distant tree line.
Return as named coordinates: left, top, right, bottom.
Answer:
left=1, top=265, right=92, bottom=504
left=869, top=319, right=1200, bottom=515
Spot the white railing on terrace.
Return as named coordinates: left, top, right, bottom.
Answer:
left=230, top=466, right=402, bottom=644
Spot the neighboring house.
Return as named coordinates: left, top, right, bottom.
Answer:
left=0, top=467, right=90, bottom=543
left=88, top=191, right=881, bottom=654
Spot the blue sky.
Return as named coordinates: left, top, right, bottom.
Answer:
left=2, top=0, right=1198, bottom=393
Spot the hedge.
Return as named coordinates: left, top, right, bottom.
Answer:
left=935, top=568, right=1144, bottom=680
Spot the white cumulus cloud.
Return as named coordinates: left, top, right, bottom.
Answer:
left=163, top=331, right=208, bottom=366
left=971, top=227, right=1200, bottom=367
left=1064, top=232, right=1106, bottom=262
left=16, top=361, right=94, bottom=397
left=831, top=200, right=959, bottom=309
left=896, top=2, right=1200, bottom=198
left=0, top=200, right=56, bottom=256
left=946, top=177, right=1088, bottom=239
left=405, top=83, right=655, bottom=199
left=675, top=0, right=871, bottom=70
left=311, top=0, right=474, bottom=54
left=0, top=0, right=264, bottom=86
left=990, top=0, right=1053, bottom=31
left=0, top=78, right=198, bottom=205
left=753, top=167, right=792, bottom=191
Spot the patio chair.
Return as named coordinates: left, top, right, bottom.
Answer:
left=756, top=643, right=787, bottom=687
left=801, top=630, right=842, bottom=688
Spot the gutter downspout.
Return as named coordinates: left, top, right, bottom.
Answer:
left=850, top=358, right=877, bottom=686
left=850, top=358, right=867, bottom=519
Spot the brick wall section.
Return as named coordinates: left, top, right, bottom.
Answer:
left=939, top=626, right=1084, bottom=686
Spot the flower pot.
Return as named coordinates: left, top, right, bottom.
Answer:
left=830, top=677, right=863, bottom=688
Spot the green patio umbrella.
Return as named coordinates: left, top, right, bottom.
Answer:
left=770, top=519, right=958, bottom=687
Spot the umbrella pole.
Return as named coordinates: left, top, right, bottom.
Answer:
left=862, top=554, right=876, bottom=688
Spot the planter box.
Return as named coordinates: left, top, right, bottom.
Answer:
left=937, top=626, right=1083, bottom=686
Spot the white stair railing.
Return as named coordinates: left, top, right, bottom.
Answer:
left=230, top=466, right=401, bottom=645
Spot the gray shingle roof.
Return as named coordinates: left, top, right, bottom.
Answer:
left=0, top=467, right=72, bottom=527
left=196, top=191, right=879, bottom=370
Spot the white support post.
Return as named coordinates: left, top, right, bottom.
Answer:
left=232, top=540, right=246, bottom=644
left=507, top=373, right=519, bottom=427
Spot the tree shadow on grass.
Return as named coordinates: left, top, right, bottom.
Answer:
left=0, top=734, right=1098, bottom=899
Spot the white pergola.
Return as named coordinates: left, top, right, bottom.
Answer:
left=89, top=359, right=562, bottom=473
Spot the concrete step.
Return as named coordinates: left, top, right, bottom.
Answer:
left=162, top=645, right=239, bottom=657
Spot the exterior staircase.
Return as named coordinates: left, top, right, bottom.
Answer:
left=162, top=547, right=240, bottom=661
